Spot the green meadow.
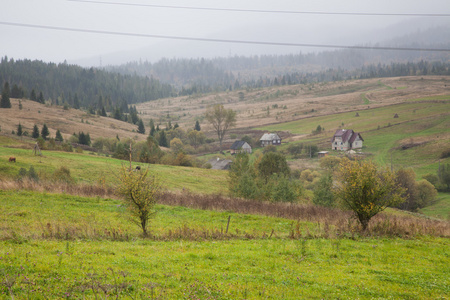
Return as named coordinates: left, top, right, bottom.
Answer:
left=257, top=99, right=450, bottom=219
left=0, top=142, right=228, bottom=195
left=258, top=100, right=450, bottom=176
left=1, top=94, right=449, bottom=298
left=1, top=190, right=449, bottom=299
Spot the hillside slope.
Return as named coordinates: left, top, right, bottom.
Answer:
left=0, top=99, right=147, bottom=142
left=136, top=76, right=449, bottom=134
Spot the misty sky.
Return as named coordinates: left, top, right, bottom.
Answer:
left=1, top=0, right=449, bottom=66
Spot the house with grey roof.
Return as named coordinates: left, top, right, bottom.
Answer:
left=259, top=133, right=281, bottom=147
left=207, top=158, right=233, bottom=170
left=230, top=141, right=252, bottom=154
left=331, top=129, right=363, bottom=151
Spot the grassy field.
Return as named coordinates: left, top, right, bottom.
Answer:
left=0, top=143, right=228, bottom=195
left=419, top=193, right=450, bottom=220
left=1, top=190, right=449, bottom=299
left=1, top=76, right=450, bottom=298
left=257, top=100, right=450, bottom=175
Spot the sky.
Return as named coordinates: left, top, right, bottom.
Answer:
left=1, top=0, right=449, bottom=66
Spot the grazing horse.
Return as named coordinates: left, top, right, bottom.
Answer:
left=9, top=157, right=16, bottom=162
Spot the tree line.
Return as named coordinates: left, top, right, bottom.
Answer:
left=2, top=56, right=449, bottom=111
left=109, top=57, right=450, bottom=95
left=0, top=56, right=175, bottom=110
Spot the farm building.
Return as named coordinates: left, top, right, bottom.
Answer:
left=331, top=129, right=363, bottom=151
left=260, top=133, right=281, bottom=147
left=317, top=151, right=329, bottom=158
left=230, top=141, right=252, bottom=154
left=207, top=158, right=232, bottom=170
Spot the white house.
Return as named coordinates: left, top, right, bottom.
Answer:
left=260, top=133, right=281, bottom=147
left=331, top=129, right=363, bottom=151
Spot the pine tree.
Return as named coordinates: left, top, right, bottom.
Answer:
left=38, top=92, right=45, bottom=104
left=11, top=84, right=23, bottom=98
left=113, top=107, right=122, bottom=120
left=137, top=119, right=145, bottom=134
left=41, top=124, right=50, bottom=140
left=55, top=129, right=64, bottom=142
left=0, top=82, right=11, bottom=108
left=194, top=120, right=201, bottom=131
left=101, top=106, right=107, bottom=117
left=32, top=125, right=40, bottom=138
left=78, top=132, right=87, bottom=145
left=130, top=106, right=139, bottom=124
left=30, top=89, right=37, bottom=102
left=17, top=123, right=23, bottom=136
left=158, top=130, right=168, bottom=147
left=149, top=122, right=156, bottom=137
left=73, top=94, right=80, bottom=109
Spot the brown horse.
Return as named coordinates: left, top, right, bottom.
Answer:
left=9, top=157, right=16, bottom=162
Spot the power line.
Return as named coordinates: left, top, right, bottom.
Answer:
left=67, top=0, right=450, bottom=17
left=1, top=21, right=449, bottom=52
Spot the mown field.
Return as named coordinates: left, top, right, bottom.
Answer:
left=1, top=190, right=449, bottom=299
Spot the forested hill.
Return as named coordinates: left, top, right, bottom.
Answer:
left=0, top=57, right=175, bottom=111
left=1, top=24, right=449, bottom=109
left=108, top=26, right=449, bottom=90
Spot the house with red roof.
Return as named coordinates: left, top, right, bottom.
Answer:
left=331, top=129, right=363, bottom=151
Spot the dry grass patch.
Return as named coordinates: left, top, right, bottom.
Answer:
left=0, top=99, right=146, bottom=142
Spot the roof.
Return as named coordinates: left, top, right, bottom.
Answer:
left=230, top=140, right=250, bottom=150
left=260, top=133, right=280, bottom=141
left=331, top=129, right=363, bottom=143
left=208, top=158, right=232, bottom=170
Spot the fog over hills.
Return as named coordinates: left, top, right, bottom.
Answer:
left=72, top=17, right=450, bottom=67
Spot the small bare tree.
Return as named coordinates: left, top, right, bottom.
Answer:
left=116, top=166, right=163, bottom=236
left=205, top=104, right=236, bottom=152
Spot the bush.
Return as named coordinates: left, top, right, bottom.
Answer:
left=18, top=166, right=39, bottom=182
left=416, top=179, right=438, bottom=208
left=262, top=144, right=277, bottom=154
left=319, top=156, right=342, bottom=172
left=287, top=143, right=303, bottom=158
left=36, top=136, right=46, bottom=150
left=257, top=152, right=290, bottom=181
left=52, top=166, right=74, bottom=184
left=61, top=142, right=73, bottom=152
left=422, top=173, right=439, bottom=187
left=299, top=169, right=321, bottom=190
left=334, top=160, right=405, bottom=230
left=313, top=173, right=335, bottom=207
left=116, top=166, right=163, bottom=236
left=269, top=174, right=302, bottom=203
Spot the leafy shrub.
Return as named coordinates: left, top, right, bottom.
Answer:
left=17, top=166, right=39, bottom=182
left=313, top=173, right=335, bottom=207
left=287, top=143, right=303, bottom=158
left=262, top=144, right=277, bottom=154
left=52, top=166, right=74, bottom=184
